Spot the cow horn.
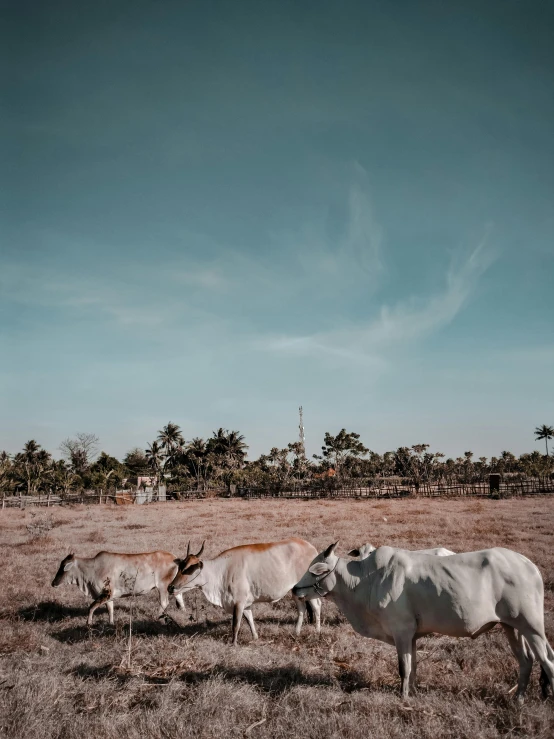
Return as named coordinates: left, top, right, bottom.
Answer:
left=196, top=540, right=205, bottom=558
left=186, top=541, right=191, bottom=557
left=324, top=540, right=339, bottom=558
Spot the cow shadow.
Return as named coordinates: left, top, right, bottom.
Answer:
left=70, top=663, right=115, bottom=681
left=18, top=601, right=89, bottom=622
left=51, top=616, right=225, bottom=644
left=178, top=664, right=335, bottom=693
left=68, top=662, right=339, bottom=692
left=69, top=663, right=180, bottom=686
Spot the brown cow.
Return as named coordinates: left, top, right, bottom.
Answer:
left=52, top=551, right=185, bottom=625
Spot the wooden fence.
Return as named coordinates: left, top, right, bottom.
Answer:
left=2, top=477, right=553, bottom=509
left=0, top=487, right=226, bottom=509
left=239, top=477, right=554, bottom=499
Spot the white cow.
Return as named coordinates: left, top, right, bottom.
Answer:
left=168, top=539, right=322, bottom=644
left=293, top=542, right=554, bottom=701
left=348, top=543, right=455, bottom=559
left=52, top=551, right=185, bottom=626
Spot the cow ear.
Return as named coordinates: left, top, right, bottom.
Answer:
left=309, top=562, right=330, bottom=576
left=198, top=561, right=204, bottom=570
left=347, top=548, right=360, bottom=557
left=323, top=540, right=339, bottom=558
left=63, top=560, right=74, bottom=571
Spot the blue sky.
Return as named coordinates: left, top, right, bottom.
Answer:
left=2, top=0, right=553, bottom=460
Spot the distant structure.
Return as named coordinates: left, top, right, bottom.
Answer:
left=298, top=406, right=306, bottom=458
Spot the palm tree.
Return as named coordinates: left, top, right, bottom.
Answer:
left=157, top=422, right=185, bottom=455
left=534, top=425, right=554, bottom=456
left=208, top=428, right=248, bottom=466
left=206, top=429, right=248, bottom=489
left=223, top=430, right=249, bottom=469
left=14, top=440, right=51, bottom=496
left=0, top=451, right=12, bottom=494
left=185, top=437, right=208, bottom=489
left=145, top=441, right=165, bottom=487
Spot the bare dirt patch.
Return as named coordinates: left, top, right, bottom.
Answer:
left=0, top=497, right=553, bottom=738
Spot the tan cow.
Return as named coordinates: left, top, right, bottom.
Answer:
left=168, top=538, right=322, bottom=644
left=52, top=551, right=185, bottom=626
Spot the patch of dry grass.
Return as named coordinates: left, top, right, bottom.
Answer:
left=0, top=497, right=553, bottom=738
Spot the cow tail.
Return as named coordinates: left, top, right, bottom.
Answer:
left=306, top=600, right=314, bottom=624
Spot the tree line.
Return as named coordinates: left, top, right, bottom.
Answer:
left=1, top=424, right=553, bottom=498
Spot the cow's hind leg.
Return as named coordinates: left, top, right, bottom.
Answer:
left=501, top=625, right=533, bottom=702
left=243, top=607, right=258, bottom=640
left=539, top=666, right=550, bottom=700
left=232, top=603, right=245, bottom=645
left=519, top=629, right=554, bottom=699
left=174, top=593, right=185, bottom=611
left=106, top=600, right=114, bottom=625
left=394, top=633, right=414, bottom=699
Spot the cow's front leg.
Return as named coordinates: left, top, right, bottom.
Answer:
left=232, top=603, right=245, bottom=645
left=107, top=600, right=114, bottom=625
left=395, top=634, right=413, bottom=699
left=157, top=588, right=170, bottom=619
left=87, top=588, right=112, bottom=627
left=292, top=595, right=306, bottom=635
left=243, top=607, right=258, bottom=640
left=410, top=637, right=418, bottom=693
left=311, top=598, right=322, bottom=634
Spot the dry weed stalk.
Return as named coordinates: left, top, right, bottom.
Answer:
left=118, top=568, right=138, bottom=669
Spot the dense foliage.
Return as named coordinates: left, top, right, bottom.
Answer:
left=1, top=423, right=552, bottom=497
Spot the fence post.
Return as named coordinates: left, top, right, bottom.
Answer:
left=489, top=474, right=500, bottom=496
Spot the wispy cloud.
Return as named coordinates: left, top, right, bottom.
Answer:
left=173, top=268, right=227, bottom=290
left=272, top=167, right=384, bottom=292
left=260, top=227, right=496, bottom=364
left=0, top=250, right=230, bottom=332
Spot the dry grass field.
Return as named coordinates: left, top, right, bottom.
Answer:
left=1, top=497, right=553, bottom=739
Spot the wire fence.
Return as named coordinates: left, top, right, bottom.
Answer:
left=2, top=477, right=554, bottom=508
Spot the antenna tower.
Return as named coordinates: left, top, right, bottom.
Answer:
left=298, top=406, right=305, bottom=457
